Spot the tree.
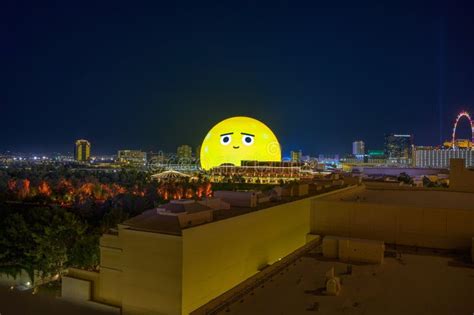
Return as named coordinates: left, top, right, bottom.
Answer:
left=0, top=212, right=33, bottom=279
left=26, top=209, right=87, bottom=279
left=0, top=206, right=98, bottom=284
left=68, top=234, right=100, bottom=270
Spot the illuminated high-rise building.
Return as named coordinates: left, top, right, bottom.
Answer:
left=384, top=134, right=413, bottom=159
left=74, top=139, right=91, bottom=162
left=177, top=145, right=192, bottom=160
left=290, top=150, right=302, bottom=162
left=352, top=141, right=365, bottom=156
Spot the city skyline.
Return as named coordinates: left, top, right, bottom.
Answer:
left=2, top=1, right=474, bottom=154
left=2, top=109, right=473, bottom=157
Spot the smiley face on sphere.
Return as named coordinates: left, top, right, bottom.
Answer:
left=200, top=116, right=281, bottom=170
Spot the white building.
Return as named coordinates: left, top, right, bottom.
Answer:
left=414, top=147, right=474, bottom=168
left=352, top=141, right=365, bottom=156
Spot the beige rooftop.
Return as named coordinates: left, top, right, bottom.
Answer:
left=121, top=209, right=183, bottom=235
left=320, top=186, right=474, bottom=211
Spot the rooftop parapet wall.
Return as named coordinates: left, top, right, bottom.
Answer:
left=100, top=233, right=121, bottom=249
left=450, top=158, right=474, bottom=193
left=181, top=196, right=311, bottom=314
left=311, top=187, right=474, bottom=250
left=181, top=185, right=357, bottom=315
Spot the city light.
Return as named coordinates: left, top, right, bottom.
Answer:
left=451, top=111, right=474, bottom=148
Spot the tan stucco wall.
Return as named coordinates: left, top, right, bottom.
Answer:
left=311, top=199, right=474, bottom=250
left=120, top=229, right=183, bottom=315
left=67, top=268, right=101, bottom=301
left=450, top=158, right=474, bottom=192
left=99, top=232, right=122, bottom=306
left=181, top=197, right=311, bottom=314
left=337, top=237, right=385, bottom=264
left=99, top=267, right=121, bottom=306
left=61, top=276, right=91, bottom=301
left=101, top=247, right=122, bottom=272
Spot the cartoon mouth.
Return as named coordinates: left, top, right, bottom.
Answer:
left=233, top=146, right=240, bottom=149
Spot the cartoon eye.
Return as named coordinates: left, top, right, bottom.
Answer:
left=242, top=135, right=254, bottom=146
left=220, top=134, right=232, bottom=145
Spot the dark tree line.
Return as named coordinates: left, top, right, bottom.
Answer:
left=0, top=204, right=98, bottom=282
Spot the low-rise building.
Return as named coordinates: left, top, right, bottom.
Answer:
left=208, top=160, right=303, bottom=184
left=62, top=172, right=474, bottom=315
left=117, top=150, right=146, bottom=167
left=311, top=184, right=474, bottom=250
left=62, top=186, right=352, bottom=314
left=414, top=147, right=474, bottom=168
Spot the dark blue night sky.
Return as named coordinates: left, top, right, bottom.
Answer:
left=2, top=0, right=474, bottom=155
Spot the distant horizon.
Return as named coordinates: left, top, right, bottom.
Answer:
left=3, top=110, right=474, bottom=157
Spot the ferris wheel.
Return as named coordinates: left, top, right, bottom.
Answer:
left=451, top=111, right=474, bottom=149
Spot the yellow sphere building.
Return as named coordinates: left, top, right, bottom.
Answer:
left=200, top=116, right=281, bottom=170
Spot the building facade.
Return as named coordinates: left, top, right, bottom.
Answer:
left=352, top=141, right=365, bottom=156
left=177, top=145, right=192, bottom=161
left=74, top=139, right=91, bottom=162
left=450, top=158, right=474, bottom=192
left=61, top=190, right=340, bottom=315
left=414, top=147, right=474, bottom=168
left=208, top=160, right=303, bottom=184
left=311, top=184, right=474, bottom=250
left=290, top=150, right=302, bottom=162
left=147, top=151, right=166, bottom=166
left=117, top=150, right=147, bottom=167
left=384, top=134, right=413, bottom=159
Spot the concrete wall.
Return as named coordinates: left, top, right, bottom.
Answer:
left=322, top=236, right=384, bottom=264
left=120, top=229, right=183, bottom=315
left=66, top=268, right=100, bottom=302
left=338, top=237, right=384, bottom=264
left=89, top=228, right=183, bottom=315
left=450, top=158, right=474, bottom=192
left=99, top=268, right=122, bottom=307
left=181, top=196, right=312, bottom=314
left=311, top=199, right=474, bottom=250
left=361, top=167, right=448, bottom=177
left=61, top=276, right=91, bottom=301
left=99, top=233, right=122, bottom=306
left=177, top=210, right=213, bottom=228
left=214, top=191, right=258, bottom=207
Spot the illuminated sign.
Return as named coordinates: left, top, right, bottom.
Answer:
left=200, top=116, right=281, bottom=170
